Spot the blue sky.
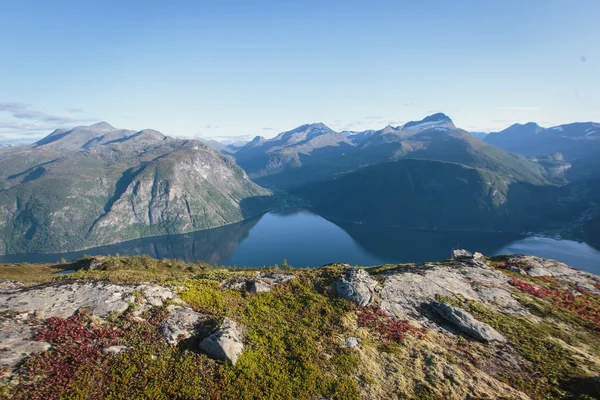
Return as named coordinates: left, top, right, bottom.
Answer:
left=1, top=0, right=599, bottom=143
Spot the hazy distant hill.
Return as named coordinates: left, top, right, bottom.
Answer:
left=485, top=121, right=600, bottom=160
left=237, top=113, right=551, bottom=189
left=0, top=123, right=272, bottom=255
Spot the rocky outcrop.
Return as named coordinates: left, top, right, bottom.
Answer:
left=0, top=281, right=175, bottom=318
left=431, top=301, right=506, bottom=342
left=0, top=316, right=50, bottom=371
left=334, top=268, right=378, bottom=306
left=0, top=281, right=177, bottom=371
left=379, top=260, right=525, bottom=327
left=506, top=254, right=600, bottom=293
left=199, top=318, right=244, bottom=364
left=159, top=305, right=206, bottom=345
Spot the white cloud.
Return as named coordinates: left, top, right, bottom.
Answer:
left=0, top=102, right=95, bottom=142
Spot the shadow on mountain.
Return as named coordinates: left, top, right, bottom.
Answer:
left=240, top=195, right=280, bottom=218
left=330, top=219, right=524, bottom=263
left=0, top=215, right=262, bottom=265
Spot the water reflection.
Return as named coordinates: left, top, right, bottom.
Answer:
left=332, top=220, right=524, bottom=263
left=1, top=210, right=599, bottom=273
left=0, top=216, right=261, bottom=264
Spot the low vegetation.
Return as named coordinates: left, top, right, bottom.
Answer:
left=1, top=256, right=600, bottom=399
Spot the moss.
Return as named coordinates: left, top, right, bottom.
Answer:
left=217, top=275, right=360, bottom=400
left=179, top=279, right=244, bottom=317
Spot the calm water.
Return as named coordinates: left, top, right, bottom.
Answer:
left=1, top=210, right=599, bottom=274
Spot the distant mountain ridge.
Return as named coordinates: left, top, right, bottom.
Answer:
left=485, top=121, right=600, bottom=159
left=0, top=123, right=272, bottom=255
left=231, top=113, right=551, bottom=189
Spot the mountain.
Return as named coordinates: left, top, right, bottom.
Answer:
left=485, top=121, right=600, bottom=160
left=234, top=122, right=354, bottom=178
left=0, top=123, right=272, bottom=255
left=294, top=159, right=583, bottom=233
left=240, top=114, right=551, bottom=189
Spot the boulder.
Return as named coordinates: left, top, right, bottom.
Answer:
left=335, top=268, right=378, bottom=307
left=141, top=285, right=175, bottom=307
left=223, top=273, right=295, bottom=293
left=508, top=266, right=526, bottom=275
left=452, top=249, right=473, bottom=260
left=249, top=280, right=271, bottom=293
left=345, top=337, right=360, bottom=348
left=431, top=301, right=506, bottom=343
left=199, top=317, right=244, bottom=364
left=261, top=273, right=295, bottom=285
left=159, top=305, right=206, bottom=345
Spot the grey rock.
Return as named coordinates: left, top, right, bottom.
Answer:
left=261, top=273, right=295, bottom=285
left=223, top=273, right=295, bottom=293
left=0, top=281, right=176, bottom=318
left=508, top=266, right=526, bottom=275
left=199, top=317, right=244, bottom=364
left=452, top=249, right=473, bottom=259
left=102, top=345, right=130, bottom=355
left=380, top=261, right=525, bottom=326
left=526, top=267, right=552, bottom=277
left=334, top=268, right=378, bottom=307
left=222, top=279, right=248, bottom=290
left=141, top=285, right=175, bottom=307
left=159, top=305, right=206, bottom=345
left=0, top=280, right=25, bottom=293
left=506, top=254, right=600, bottom=293
left=345, top=337, right=360, bottom=348
left=431, top=301, right=506, bottom=342
left=249, top=280, right=271, bottom=293
left=0, top=318, right=51, bottom=371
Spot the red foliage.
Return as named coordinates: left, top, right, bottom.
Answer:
left=509, top=278, right=600, bottom=328
left=594, top=282, right=600, bottom=291
left=15, top=313, right=122, bottom=400
left=358, top=307, right=427, bottom=342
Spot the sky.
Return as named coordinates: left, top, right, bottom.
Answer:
left=1, top=0, right=599, bottom=144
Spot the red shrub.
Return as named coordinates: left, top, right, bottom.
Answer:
left=509, top=278, right=600, bottom=328
left=14, top=313, right=122, bottom=400
left=358, top=307, right=427, bottom=342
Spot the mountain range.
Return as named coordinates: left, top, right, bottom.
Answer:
left=228, top=113, right=552, bottom=190
left=1, top=113, right=599, bottom=255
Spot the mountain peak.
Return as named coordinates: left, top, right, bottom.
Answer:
left=403, top=113, right=454, bottom=129
left=89, top=122, right=116, bottom=131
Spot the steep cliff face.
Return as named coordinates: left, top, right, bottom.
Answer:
left=0, top=124, right=271, bottom=254
left=89, top=144, right=269, bottom=247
